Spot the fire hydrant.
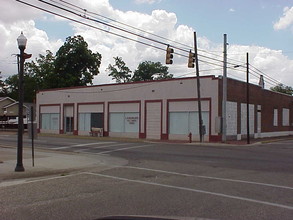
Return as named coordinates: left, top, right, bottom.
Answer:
left=188, top=132, right=192, bottom=143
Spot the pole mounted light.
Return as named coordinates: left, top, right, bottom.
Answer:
left=233, top=53, right=250, bottom=145
left=15, top=32, right=27, bottom=172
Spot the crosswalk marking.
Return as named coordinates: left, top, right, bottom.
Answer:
left=97, top=144, right=152, bottom=154
left=75, top=143, right=130, bottom=152
left=50, top=142, right=116, bottom=150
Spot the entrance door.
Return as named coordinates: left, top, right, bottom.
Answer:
left=64, top=105, right=74, bottom=134
left=91, top=113, right=104, bottom=128
left=146, top=102, right=161, bottom=139
left=65, top=117, right=74, bottom=133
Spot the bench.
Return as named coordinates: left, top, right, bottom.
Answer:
left=89, top=127, right=103, bottom=137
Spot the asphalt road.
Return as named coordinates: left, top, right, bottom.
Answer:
left=0, top=134, right=293, bottom=220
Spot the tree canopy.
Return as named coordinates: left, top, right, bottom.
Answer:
left=54, top=35, right=102, bottom=87
left=270, top=83, right=293, bottom=96
left=132, top=61, right=173, bottom=81
left=107, top=57, right=132, bottom=83
left=2, top=35, right=102, bottom=102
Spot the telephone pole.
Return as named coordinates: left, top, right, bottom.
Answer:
left=194, top=32, right=203, bottom=142
left=246, top=52, right=250, bottom=144
left=222, top=34, right=228, bottom=142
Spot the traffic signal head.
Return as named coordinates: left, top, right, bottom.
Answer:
left=166, top=46, right=174, bottom=64
left=188, top=51, right=195, bottom=68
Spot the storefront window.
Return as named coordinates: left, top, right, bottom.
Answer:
left=41, top=113, right=59, bottom=130
left=169, top=111, right=209, bottom=135
left=109, top=112, right=139, bottom=133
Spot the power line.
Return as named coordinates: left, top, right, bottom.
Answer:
left=17, top=0, right=288, bottom=89
left=58, top=0, right=192, bottom=51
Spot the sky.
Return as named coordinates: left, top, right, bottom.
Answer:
left=1, top=0, right=293, bottom=88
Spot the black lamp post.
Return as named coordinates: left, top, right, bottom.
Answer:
left=15, top=32, right=27, bottom=172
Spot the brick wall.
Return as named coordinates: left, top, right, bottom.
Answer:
left=219, top=78, right=293, bottom=138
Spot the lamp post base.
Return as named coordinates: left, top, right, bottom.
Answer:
left=15, top=164, right=25, bottom=172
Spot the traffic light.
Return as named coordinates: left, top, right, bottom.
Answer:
left=165, top=46, right=174, bottom=64
left=188, top=50, right=195, bottom=68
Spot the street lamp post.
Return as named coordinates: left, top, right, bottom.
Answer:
left=234, top=53, right=250, bottom=145
left=15, top=32, right=27, bottom=172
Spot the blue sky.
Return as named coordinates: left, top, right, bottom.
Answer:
left=108, top=0, right=292, bottom=55
left=1, top=0, right=293, bottom=86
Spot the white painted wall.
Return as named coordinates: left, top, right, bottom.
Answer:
left=226, top=101, right=237, bottom=136
left=78, top=104, right=103, bottom=113
left=241, top=103, right=255, bottom=135
left=36, top=76, right=219, bottom=140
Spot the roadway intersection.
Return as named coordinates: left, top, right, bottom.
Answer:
left=0, top=134, right=292, bottom=220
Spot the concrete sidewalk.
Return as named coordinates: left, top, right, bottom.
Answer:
left=0, top=146, right=127, bottom=184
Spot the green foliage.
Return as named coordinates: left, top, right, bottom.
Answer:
left=0, top=71, right=6, bottom=96
left=107, top=57, right=131, bottom=83
left=132, top=61, right=173, bottom=82
left=3, top=35, right=102, bottom=102
left=270, top=83, right=293, bottom=96
left=4, top=73, right=38, bottom=102
left=54, top=35, right=102, bottom=87
left=25, top=50, right=55, bottom=90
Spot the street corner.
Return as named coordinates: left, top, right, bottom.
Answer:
left=0, top=145, right=128, bottom=183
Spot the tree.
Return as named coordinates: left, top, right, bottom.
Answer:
left=0, top=71, right=5, bottom=96
left=54, top=35, right=102, bottom=88
left=4, top=72, right=38, bottom=103
left=25, top=50, right=55, bottom=90
left=270, top=83, right=293, bottom=96
left=107, top=57, right=131, bottom=83
left=132, top=61, right=173, bottom=82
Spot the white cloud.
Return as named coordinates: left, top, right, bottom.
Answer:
left=274, top=6, right=293, bottom=30
left=229, top=8, right=235, bottom=12
left=0, top=0, right=62, bottom=78
left=135, top=0, right=161, bottom=4
left=1, top=0, right=293, bottom=90
left=226, top=45, right=293, bottom=88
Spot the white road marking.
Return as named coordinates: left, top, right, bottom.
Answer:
left=51, top=142, right=116, bottom=150
left=96, top=144, right=152, bottom=154
left=84, top=172, right=293, bottom=210
left=75, top=143, right=130, bottom=152
left=0, top=173, right=83, bottom=188
left=120, top=166, right=293, bottom=190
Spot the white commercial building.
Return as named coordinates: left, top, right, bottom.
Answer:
left=36, top=75, right=293, bottom=142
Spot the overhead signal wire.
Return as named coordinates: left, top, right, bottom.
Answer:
left=249, top=64, right=282, bottom=85
left=58, top=0, right=192, bottom=51
left=32, top=0, right=244, bottom=69
left=40, top=0, right=177, bottom=51
left=18, top=0, right=287, bottom=89
left=55, top=0, right=243, bottom=65
left=17, top=0, right=172, bottom=54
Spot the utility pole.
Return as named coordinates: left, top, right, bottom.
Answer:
left=246, top=52, right=250, bottom=144
left=222, top=34, right=228, bottom=142
left=194, top=32, right=203, bottom=142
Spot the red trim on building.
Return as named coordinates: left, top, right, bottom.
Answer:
left=210, top=135, right=222, bottom=142
left=139, top=133, right=146, bottom=138
left=161, top=133, right=168, bottom=140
